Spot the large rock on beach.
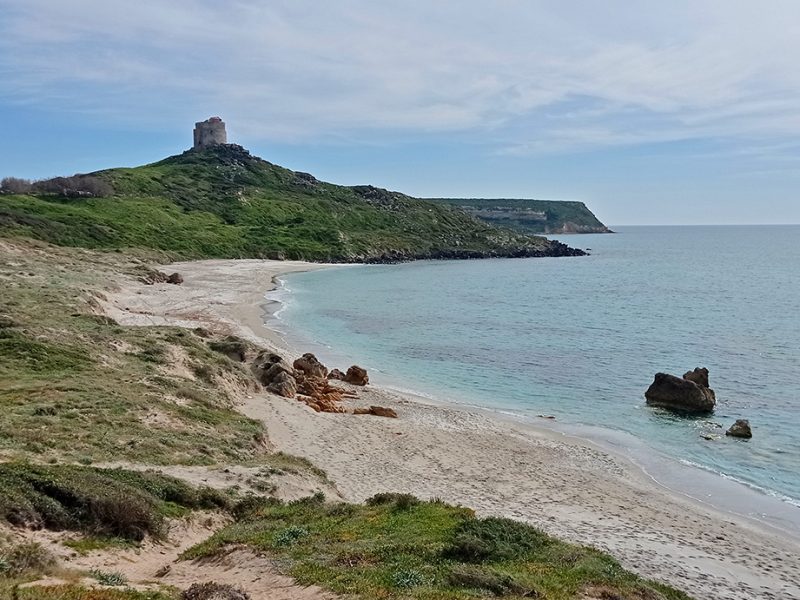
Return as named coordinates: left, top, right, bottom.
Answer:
left=344, top=365, right=369, bottom=386
left=293, top=353, right=328, bottom=379
left=328, top=368, right=346, bottom=381
left=645, top=371, right=716, bottom=414
left=726, top=419, right=752, bottom=438
left=251, top=351, right=297, bottom=397
left=267, top=371, right=297, bottom=398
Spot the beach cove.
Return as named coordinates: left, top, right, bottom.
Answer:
left=102, top=255, right=800, bottom=600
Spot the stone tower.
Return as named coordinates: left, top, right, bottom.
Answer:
left=193, top=117, right=227, bottom=149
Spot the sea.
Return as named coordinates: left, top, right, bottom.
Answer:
left=269, top=225, right=800, bottom=533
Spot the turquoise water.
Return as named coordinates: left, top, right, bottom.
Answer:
left=276, top=225, right=800, bottom=514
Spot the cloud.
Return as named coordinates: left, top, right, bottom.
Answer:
left=1, top=0, right=800, bottom=155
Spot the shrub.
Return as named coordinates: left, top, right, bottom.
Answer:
left=273, top=526, right=308, bottom=547
left=87, top=493, right=162, bottom=541
left=391, top=568, right=426, bottom=589
left=0, top=542, right=57, bottom=577
left=182, top=582, right=251, bottom=600
left=0, top=177, right=32, bottom=194
left=447, top=565, right=537, bottom=597
left=444, top=517, right=551, bottom=563
left=91, top=569, right=128, bottom=586
left=0, top=463, right=229, bottom=540
left=208, top=336, right=248, bottom=362
left=365, top=492, right=420, bottom=510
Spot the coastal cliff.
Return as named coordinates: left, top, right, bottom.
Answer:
left=430, top=197, right=611, bottom=234
left=0, top=145, right=584, bottom=262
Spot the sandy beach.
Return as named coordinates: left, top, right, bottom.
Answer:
left=103, top=258, right=800, bottom=600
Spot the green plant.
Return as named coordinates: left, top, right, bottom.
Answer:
left=184, top=495, right=692, bottom=600
left=273, top=526, right=308, bottom=547
left=0, top=541, right=57, bottom=577
left=90, top=569, right=128, bottom=586
left=391, top=568, right=426, bottom=589
left=0, top=463, right=228, bottom=540
left=181, top=582, right=250, bottom=600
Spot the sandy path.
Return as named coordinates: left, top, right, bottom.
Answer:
left=11, top=514, right=337, bottom=599
left=105, top=258, right=800, bottom=600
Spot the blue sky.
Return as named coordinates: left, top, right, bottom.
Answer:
left=1, top=1, right=799, bottom=225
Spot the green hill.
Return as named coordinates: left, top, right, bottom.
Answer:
left=0, top=145, right=584, bottom=262
left=430, top=197, right=610, bottom=234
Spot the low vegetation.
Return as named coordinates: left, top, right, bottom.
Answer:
left=2, top=586, right=175, bottom=600
left=0, top=145, right=580, bottom=262
left=0, top=239, right=270, bottom=465
left=0, top=463, right=228, bottom=540
left=185, top=493, right=693, bottom=600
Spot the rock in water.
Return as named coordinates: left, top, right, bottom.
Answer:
left=726, top=419, right=752, bottom=438
left=683, top=367, right=710, bottom=388
left=645, top=372, right=716, bottom=414
left=344, top=365, right=369, bottom=386
left=166, top=272, right=184, bottom=285
left=293, top=353, right=328, bottom=379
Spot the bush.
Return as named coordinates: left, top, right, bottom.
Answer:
left=90, top=569, right=128, bottom=586
left=274, top=526, right=308, bottom=547
left=447, top=564, right=537, bottom=597
left=365, top=492, right=420, bottom=510
left=208, top=336, right=248, bottom=362
left=182, top=582, right=251, bottom=600
left=0, top=541, right=57, bottom=577
left=0, top=177, right=32, bottom=194
left=31, top=175, right=113, bottom=198
left=444, top=517, right=551, bottom=563
left=391, top=568, right=426, bottom=589
left=0, top=463, right=229, bottom=541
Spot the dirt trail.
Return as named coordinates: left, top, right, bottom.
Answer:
left=13, top=513, right=339, bottom=599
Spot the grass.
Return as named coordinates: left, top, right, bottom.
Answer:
left=184, top=493, right=694, bottom=600
left=0, top=463, right=229, bottom=541
left=0, top=145, right=574, bottom=262
left=1, top=585, right=175, bottom=599
left=0, top=239, right=272, bottom=466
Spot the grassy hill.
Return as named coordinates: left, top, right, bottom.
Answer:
left=431, top=197, right=610, bottom=234
left=0, top=145, right=584, bottom=262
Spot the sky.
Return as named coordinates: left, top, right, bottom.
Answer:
left=1, top=1, right=799, bottom=225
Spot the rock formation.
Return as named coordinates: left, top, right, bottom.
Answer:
left=354, top=405, right=398, bottom=418
left=644, top=368, right=716, bottom=414
left=726, top=419, right=752, bottom=439
left=251, top=351, right=297, bottom=397
left=328, top=368, right=345, bottom=381
left=293, top=353, right=328, bottom=379
left=344, top=365, right=369, bottom=386
left=683, top=367, right=709, bottom=388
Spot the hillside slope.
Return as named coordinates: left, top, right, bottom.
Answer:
left=431, top=197, right=611, bottom=234
left=0, top=145, right=583, bottom=262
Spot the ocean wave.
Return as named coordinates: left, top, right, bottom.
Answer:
left=678, top=459, right=800, bottom=508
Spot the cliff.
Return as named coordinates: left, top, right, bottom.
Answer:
left=430, top=198, right=611, bottom=234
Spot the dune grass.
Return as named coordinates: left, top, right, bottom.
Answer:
left=0, top=463, right=229, bottom=541
left=0, top=239, right=269, bottom=466
left=185, top=493, right=693, bottom=600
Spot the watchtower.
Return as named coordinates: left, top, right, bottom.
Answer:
left=193, top=117, right=227, bottom=149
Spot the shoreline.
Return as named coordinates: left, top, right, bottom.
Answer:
left=104, top=258, right=800, bottom=600
left=269, top=271, right=800, bottom=537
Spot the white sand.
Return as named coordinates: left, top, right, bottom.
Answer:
left=105, top=258, right=800, bottom=600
